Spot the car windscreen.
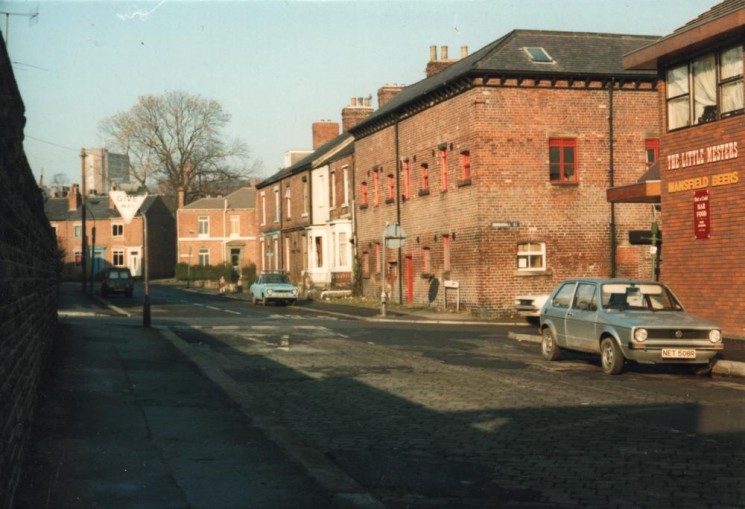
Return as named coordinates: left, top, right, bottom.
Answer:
left=601, top=283, right=681, bottom=311
left=264, top=275, right=290, bottom=284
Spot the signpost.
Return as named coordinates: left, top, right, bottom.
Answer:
left=110, top=191, right=149, bottom=326
left=381, top=222, right=406, bottom=317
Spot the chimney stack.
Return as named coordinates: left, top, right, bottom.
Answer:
left=342, top=95, right=374, bottom=132
left=68, top=184, right=81, bottom=211
left=378, top=85, right=404, bottom=108
left=426, top=44, right=467, bottom=78
left=312, top=121, right=340, bottom=149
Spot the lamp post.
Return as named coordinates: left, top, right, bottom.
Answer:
left=143, top=211, right=151, bottom=328
left=80, top=149, right=87, bottom=293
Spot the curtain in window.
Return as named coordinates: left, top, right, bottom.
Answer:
left=693, top=55, right=716, bottom=124
left=667, top=65, right=689, bottom=129
left=721, top=47, right=744, bottom=114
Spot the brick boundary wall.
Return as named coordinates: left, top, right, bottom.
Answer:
left=0, top=35, right=60, bottom=508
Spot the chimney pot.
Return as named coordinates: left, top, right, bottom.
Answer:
left=440, top=45, right=448, bottom=60
left=351, top=97, right=357, bottom=106
left=429, top=45, right=437, bottom=62
left=461, top=45, right=468, bottom=59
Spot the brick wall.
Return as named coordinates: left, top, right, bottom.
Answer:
left=660, top=113, right=745, bottom=338
left=354, top=80, right=658, bottom=312
left=0, top=36, right=59, bottom=509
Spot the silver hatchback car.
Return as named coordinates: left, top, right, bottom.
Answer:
left=540, top=279, right=723, bottom=375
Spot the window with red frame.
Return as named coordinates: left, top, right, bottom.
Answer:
left=386, top=174, right=395, bottom=201
left=549, top=138, right=577, bottom=183
left=360, top=182, right=368, bottom=206
left=460, top=151, right=471, bottom=181
left=362, top=251, right=370, bottom=276
left=373, top=171, right=380, bottom=206
left=422, top=247, right=431, bottom=274
left=420, top=164, right=429, bottom=193
left=645, top=139, right=659, bottom=167
left=439, top=148, right=448, bottom=191
left=402, top=160, right=411, bottom=199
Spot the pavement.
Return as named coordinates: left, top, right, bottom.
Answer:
left=12, top=282, right=745, bottom=509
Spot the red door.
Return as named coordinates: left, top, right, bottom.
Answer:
left=406, top=255, right=414, bottom=305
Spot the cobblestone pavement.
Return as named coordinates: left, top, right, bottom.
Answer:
left=166, top=320, right=745, bottom=509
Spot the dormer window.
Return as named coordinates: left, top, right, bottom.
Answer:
left=524, top=47, right=553, bottom=63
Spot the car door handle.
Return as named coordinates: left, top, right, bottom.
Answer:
left=566, top=312, right=574, bottom=317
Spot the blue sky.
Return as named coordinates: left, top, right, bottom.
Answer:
left=4, top=0, right=720, bottom=185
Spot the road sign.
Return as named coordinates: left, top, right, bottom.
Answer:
left=110, top=191, right=148, bottom=225
left=383, top=223, right=406, bottom=249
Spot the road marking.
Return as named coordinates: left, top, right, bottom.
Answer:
left=224, top=309, right=241, bottom=315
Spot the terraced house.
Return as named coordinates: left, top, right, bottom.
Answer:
left=256, top=98, right=372, bottom=295
left=349, top=30, right=664, bottom=313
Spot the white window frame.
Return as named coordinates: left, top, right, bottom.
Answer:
left=517, top=242, right=546, bottom=272
left=342, top=166, right=350, bottom=207
left=112, top=223, right=124, bottom=237
left=198, top=216, right=209, bottom=237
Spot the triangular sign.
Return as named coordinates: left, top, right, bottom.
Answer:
left=110, top=191, right=148, bottom=225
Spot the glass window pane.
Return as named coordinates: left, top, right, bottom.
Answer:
left=563, top=147, right=574, bottom=164
left=721, top=46, right=743, bottom=79
left=668, top=96, right=690, bottom=129
left=549, top=146, right=560, bottom=164
left=721, top=80, right=744, bottom=114
left=667, top=64, right=689, bottom=97
left=693, top=54, right=716, bottom=124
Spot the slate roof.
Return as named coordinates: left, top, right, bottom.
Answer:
left=256, top=133, right=353, bottom=189
left=351, top=30, right=659, bottom=136
left=183, top=186, right=257, bottom=210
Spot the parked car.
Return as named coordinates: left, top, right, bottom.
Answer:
left=515, top=294, right=549, bottom=321
left=249, top=273, right=298, bottom=306
left=539, top=279, right=723, bottom=375
left=101, top=267, right=134, bottom=298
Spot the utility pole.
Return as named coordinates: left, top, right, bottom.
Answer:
left=80, top=149, right=88, bottom=293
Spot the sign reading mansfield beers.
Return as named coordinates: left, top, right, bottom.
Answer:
left=110, top=191, right=148, bottom=225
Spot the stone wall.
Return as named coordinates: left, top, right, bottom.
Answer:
left=0, top=34, right=59, bottom=509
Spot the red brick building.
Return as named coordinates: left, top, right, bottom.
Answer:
left=256, top=100, right=372, bottom=294
left=177, top=187, right=259, bottom=275
left=349, top=31, right=663, bottom=313
left=622, top=0, right=745, bottom=339
left=45, top=185, right=175, bottom=280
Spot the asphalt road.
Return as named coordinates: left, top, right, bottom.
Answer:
left=85, top=283, right=745, bottom=508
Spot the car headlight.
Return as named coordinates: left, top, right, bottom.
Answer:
left=292, top=289, right=298, bottom=296
left=633, top=328, right=648, bottom=342
left=266, top=289, right=273, bottom=296
left=709, top=329, right=722, bottom=343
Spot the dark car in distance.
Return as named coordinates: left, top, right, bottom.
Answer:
left=101, top=267, right=134, bottom=298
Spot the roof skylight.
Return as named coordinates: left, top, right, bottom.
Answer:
left=524, top=47, right=554, bottom=63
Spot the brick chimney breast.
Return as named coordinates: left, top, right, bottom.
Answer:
left=378, top=85, right=404, bottom=108
left=68, top=184, right=80, bottom=211
left=312, top=121, right=340, bottom=149
left=342, top=95, right=374, bottom=132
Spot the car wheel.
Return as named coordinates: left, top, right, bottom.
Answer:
left=541, top=328, right=561, bottom=361
left=125, top=290, right=133, bottom=298
left=600, top=337, right=625, bottom=375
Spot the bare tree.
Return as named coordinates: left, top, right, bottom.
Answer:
left=99, top=90, right=259, bottom=205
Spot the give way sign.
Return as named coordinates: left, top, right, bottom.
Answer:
left=109, top=191, right=148, bottom=225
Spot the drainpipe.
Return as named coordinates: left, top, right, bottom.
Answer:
left=395, top=117, right=403, bottom=304
left=609, top=78, right=617, bottom=277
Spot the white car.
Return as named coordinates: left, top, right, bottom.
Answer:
left=515, top=294, right=549, bottom=320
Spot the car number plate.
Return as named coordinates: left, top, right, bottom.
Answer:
left=661, top=348, right=696, bottom=359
